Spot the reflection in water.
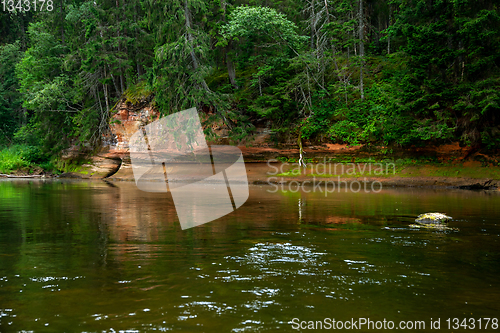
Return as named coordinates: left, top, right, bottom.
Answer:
left=0, top=179, right=499, bottom=331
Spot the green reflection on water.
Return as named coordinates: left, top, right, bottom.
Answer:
left=0, top=179, right=499, bottom=332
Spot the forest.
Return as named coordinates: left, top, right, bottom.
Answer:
left=0, top=0, right=499, bottom=170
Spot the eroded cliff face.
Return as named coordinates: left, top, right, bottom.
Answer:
left=56, top=100, right=161, bottom=179
left=101, top=100, right=239, bottom=179
left=105, top=101, right=161, bottom=161
left=104, top=101, right=236, bottom=159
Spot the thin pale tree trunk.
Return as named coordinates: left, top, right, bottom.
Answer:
left=184, top=0, right=210, bottom=92
left=60, top=0, right=64, bottom=44
left=387, top=10, right=391, bottom=55
left=359, top=0, right=365, bottom=100
left=221, top=0, right=238, bottom=89
left=103, top=67, right=110, bottom=113
left=226, top=42, right=238, bottom=89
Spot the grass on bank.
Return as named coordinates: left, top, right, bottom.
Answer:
left=273, top=157, right=500, bottom=179
left=0, top=146, right=30, bottom=173
left=0, top=145, right=98, bottom=175
left=0, top=145, right=57, bottom=174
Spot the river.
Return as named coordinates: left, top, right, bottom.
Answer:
left=0, top=179, right=499, bottom=332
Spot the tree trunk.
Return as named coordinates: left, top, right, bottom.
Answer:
left=115, top=0, right=124, bottom=95
left=359, top=0, right=365, bottom=100
left=226, top=48, right=238, bottom=89
left=137, top=63, right=143, bottom=77
left=110, top=71, right=121, bottom=97
left=310, top=0, right=315, bottom=50
left=134, top=4, right=143, bottom=79
left=387, top=9, right=391, bottom=55
left=120, top=69, right=125, bottom=95
left=103, top=68, right=110, bottom=114
left=220, top=1, right=238, bottom=89
left=121, top=0, right=127, bottom=91
left=184, top=0, right=210, bottom=92
left=19, top=17, right=26, bottom=50
left=60, top=0, right=64, bottom=44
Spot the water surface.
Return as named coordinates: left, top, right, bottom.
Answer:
left=0, top=179, right=499, bottom=332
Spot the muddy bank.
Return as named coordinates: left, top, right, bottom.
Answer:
left=98, top=161, right=499, bottom=190
left=53, top=135, right=499, bottom=190
left=258, top=176, right=500, bottom=190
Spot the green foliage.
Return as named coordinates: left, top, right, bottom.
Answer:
left=123, top=81, right=153, bottom=105
left=328, top=119, right=362, bottom=144
left=14, top=22, right=75, bottom=155
left=0, top=146, right=30, bottom=173
left=0, top=0, right=498, bottom=171
left=0, top=145, right=49, bottom=173
left=301, top=99, right=336, bottom=140
left=0, top=42, right=23, bottom=145
left=392, top=0, right=500, bottom=146
left=15, top=145, right=46, bottom=164
left=221, top=6, right=307, bottom=51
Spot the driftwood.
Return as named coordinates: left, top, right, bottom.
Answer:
left=0, top=174, right=44, bottom=178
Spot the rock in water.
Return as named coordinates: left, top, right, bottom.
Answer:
left=415, top=213, right=452, bottom=225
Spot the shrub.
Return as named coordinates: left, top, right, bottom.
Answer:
left=0, top=146, right=30, bottom=173
left=0, top=145, right=49, bottom=173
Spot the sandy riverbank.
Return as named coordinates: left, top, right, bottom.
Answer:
left=99, top=161, right=499, bottom=190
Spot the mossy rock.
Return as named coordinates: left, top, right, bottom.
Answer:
left=415, top=212, right=452, bottom=224
left=411, top=212, right=457, bottom=231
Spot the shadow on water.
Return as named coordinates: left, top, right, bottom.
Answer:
left=0, top=179, right=499, bottom=332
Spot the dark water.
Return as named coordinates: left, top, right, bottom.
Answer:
left=0, top=179, right=499, bottom=332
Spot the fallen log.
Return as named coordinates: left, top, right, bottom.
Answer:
left=0, top=174, right=44, bottom=178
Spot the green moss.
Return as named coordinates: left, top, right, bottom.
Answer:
left=276, top=169, right=302, bottom=177
left=123, top=81, right=153, bottom=105
left=54, top=157, right=92, bottom=174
